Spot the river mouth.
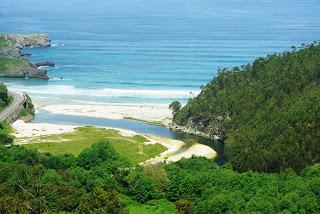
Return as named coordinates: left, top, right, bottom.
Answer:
left=33, top=110, right=225, bottom=164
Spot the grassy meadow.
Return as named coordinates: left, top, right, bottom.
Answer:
left=19, top=126, right=166, bottom=165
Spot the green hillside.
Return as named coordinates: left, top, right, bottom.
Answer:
left=173, top=43, right=320, bottom=172
left=0, top=143, right=319, bottom=213
left=0, top=34, right=49, bottom=79
left=0, top=56, right=32, bottom=74
left=0, top=36, right=15, bottom=49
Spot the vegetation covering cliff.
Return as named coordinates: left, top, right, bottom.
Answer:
left=0, top=83, right=10, bottom=112
left=18, top=94, right=35, bottom=122
left=172, top=43, right=320, bottom=173
left=0, top=83, right=13, bottom=144
left=0, top=34, right=51, bottom=79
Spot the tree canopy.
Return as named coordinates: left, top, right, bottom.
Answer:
left=0, top=83, right=9, bottom=110
left=173, top=42, right=320, bottom=172
left=0, top=142, right=319, bottom=213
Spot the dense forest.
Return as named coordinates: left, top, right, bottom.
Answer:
left=0, top=141, right=319, bottom=213
left=172, top=43, right=320, bottom=172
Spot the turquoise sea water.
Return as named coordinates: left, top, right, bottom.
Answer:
left=1, top=0, right=320, bottom=105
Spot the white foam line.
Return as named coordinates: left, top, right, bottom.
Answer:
left=8, top=85, right=200, bottom=99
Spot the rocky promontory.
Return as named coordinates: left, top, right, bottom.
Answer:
left=0, top=34, right=52, bottom=79
left=169, top=119, right=225, bottom=141
left=35, top=61, right=55, bottom=67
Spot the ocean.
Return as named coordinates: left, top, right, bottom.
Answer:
left=1, top=0, right=319, bottom=105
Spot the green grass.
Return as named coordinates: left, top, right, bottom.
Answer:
left=20, top=126, right=166, bottom=165
left=18, top=108, right=28, bottom=117
left=0, top=36, right=15, bottom=49
left=0, top=56, right=29, bottom=73
left=121, top=196, right=178, bottom=214
left=24, top=34, right=45, bottom=44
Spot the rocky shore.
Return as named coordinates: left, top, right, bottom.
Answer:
left=169, top=119, right=225, bottom=141
left=35, top=61, right=55, bottom=67
left=0, top=34, right=52, bottom=79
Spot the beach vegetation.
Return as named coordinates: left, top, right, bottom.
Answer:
left=21, top=126, right=166, bottom=165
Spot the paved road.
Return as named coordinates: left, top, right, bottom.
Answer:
left=0, top=91, right=25, bottom=122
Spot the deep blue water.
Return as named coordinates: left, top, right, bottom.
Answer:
left=1, top=0, right=319, bottom=104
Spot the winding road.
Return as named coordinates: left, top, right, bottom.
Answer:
left=0, top=91, right=26, bottom=122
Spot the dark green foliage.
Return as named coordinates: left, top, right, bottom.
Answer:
left=0, top=83, right=9, bottom=106
left=125, top=167, right=161, bottom=203
left=165, top=157, right=320, bottom=214
left=0, top=123, right=13, bottom=144
left=77, top=188, right=128, bottom=214
left=169, top=101, right=182, bottom=116
left=0, top=83, right=10, bottom=112
left=173, top=43, right=320, bottom=172
left=0, top=142, right=319, bottom=213
left=0, top=131, right=13, bottom=144
left=19, top=94, right=35, bottom=121
left=0, top=84, right=13, bottom=144
left=0, top=141, right=128, bottom=213
left=76, top=140, right=119, bottom=169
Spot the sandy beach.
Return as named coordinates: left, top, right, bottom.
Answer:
left=144, top=135, right=217, bottom=164
left=12, top=98, right=216, bottom=164
left=12, top=120, right=77, bottom=138
left=12, top=120, right=216, bottom=164
left=38, top=103, right=172, bottom=125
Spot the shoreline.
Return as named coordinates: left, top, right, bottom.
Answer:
left=36, top=102, right=173, bottom=126
left=12, top=120, right=217, bottom=164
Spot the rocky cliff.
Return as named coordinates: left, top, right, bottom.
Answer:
left=0, top=34, right=51, bottom=79
left=170, top=116, right=226, bottom=140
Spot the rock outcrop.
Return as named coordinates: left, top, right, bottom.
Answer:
left=35, top=61, right=55, bottom=67
left=0, top=57, right=48, bottom=79
left=0, top=34, right=52, bottom=79
left=169, top=117, right=226, bottom=140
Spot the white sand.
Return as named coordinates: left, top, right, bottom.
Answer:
left=40, top=103, right=172, bottom=123
left=12, top=120, right=137, bottom=139
left=12, top=120, right=77, bottom=138
left=143, top=135, right=217, bottom=165
left=13, top=120, right=216, bottom=164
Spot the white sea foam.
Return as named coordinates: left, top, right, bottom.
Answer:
left=54, top=65, right=78, bottom=69
left=50, top=77, right=71, bottom=81
left=51, top=43, right=65, bottom=47
left=9, top=84, right=200, bottom=99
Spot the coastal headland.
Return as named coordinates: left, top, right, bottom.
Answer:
left=0, top=34, right=52, bottom=79
left=0, top=33, right=217, bottom=165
